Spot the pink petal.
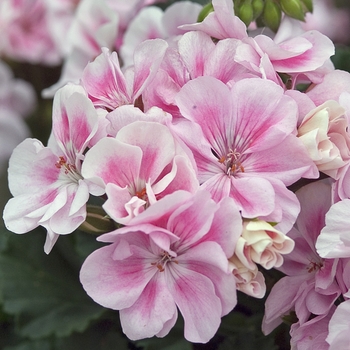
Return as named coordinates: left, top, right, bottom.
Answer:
left=80, top=239, right=157, bottom=310
left=116, top=121, right=176, bottom=183
left=169, top=264, right=223, bottom=343
left=81, top=136, right=142, bottom=189
left=119, top=272, right=177, bottom=340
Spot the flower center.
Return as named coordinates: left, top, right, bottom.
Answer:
left=307, top=259, right=323, bottom=273
left=212, top=148, right=245, bottom=176
left=55, top=156, right=82, bottom=182
left=151, top=251, right=178, bottom=272
left=135, top=187, right=147, bottom=201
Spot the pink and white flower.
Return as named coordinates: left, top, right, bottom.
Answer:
left=81, top=120, right=199, bottom=224
left=80, top=189, right=241, bottom=343
left=81, top=39, right=168, bottom=111
left=297, top=100, right=350, bottom=179
left=3, top=85, right=102, bottom=253
left=172, top=76, right=317, bottom=225
left=262, top=180, right=341, bottom=336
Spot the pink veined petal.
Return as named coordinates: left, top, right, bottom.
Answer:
left=151, top=155, right=199, bottom=198
left=204, top=38, right=248, bottom=83
left=52, top=85, right=98, bottom=157
left=200, top=173, right=232, bottom=202
left=115, top=121, right=176, bottom=183
left=246, top=134, right=318, bottom=185
left=229, top=78, right=297, bottom=151
left=167, top=190, right=217, bottom=248
left=178, top=31, right=216, bottom=79
left=7, top=138, right=60, bottom=196
left=169, top=263, right=223, bottom=343
left=169, top=119, right=222, bottom=182
left=80, top=240, right=157, bottom=310
left=202, top=196, right=242, bottom=258
left=81, top=47, right=129, bottom=109
left=119, top=272, right=177, bottom=340
left=81, top=136, right=142, bottom=189
left=176, top=241, right=237, bottom=315
left=175, top=76, right=234, bottom=155
left=132, top=38, right=168, bottom=99
left=229, top=176, right=276, bottom=218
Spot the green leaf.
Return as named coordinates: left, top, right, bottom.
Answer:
left=0, top=230, right=105, bottom=339
left=54, top=317, right=129, bottom=350
left=4, top=339, right=53, bottom=350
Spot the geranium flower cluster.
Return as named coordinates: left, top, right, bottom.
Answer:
left=3, top=0, right=350, bottom=347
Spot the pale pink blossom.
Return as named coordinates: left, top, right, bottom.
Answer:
left=297, top=100, right=350, bottom=179
left=120, top=1, right=202, bottom=67
left=229, top=254, right=266, bottom=298
left=81, top=120, right=199, bottom=225
left=80, top=190, right=241, bottom=343
left=0, top=60, right=35, bottom=171
left=42, top=0, right=164, bottom=97
left=81, top=39, right=168, bottom=111
left=0, top=0, right=67, bottom=65
left=327, top=300, right=350, bottom=349
left=235, top=17, right=335, bottom=87
left=3, top=85, right=102, bottom=253
left=263, top=180, right=341, bottom=336
left=42, top=0, right=119, bottom=97
left=143, top=31, right=250, bottom=117
left=237, top=220, right=294, bottom=270
left=172, top=76, right=317, bottom=226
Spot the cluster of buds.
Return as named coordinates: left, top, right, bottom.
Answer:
left=199, top=0, right=313, bottom=32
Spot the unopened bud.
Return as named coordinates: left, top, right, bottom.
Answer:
left=252, top=0, right=264, bottom=19
left=79, top=205, right=117, bottom=234
left=263, top=0, right=281, bottom=32
left=197, top=2, right=214, bottom=22
left=301, top=0, right=313, bottom=13
left=238, top=1, right=254, bottom=27
left=280, top=0, right=305, bottom=21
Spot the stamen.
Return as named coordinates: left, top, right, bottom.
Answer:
left=55, top=156, right=76, bottom=174
left=136, top=187, right=147, bottom=200
left=307, top=259, right=323, bottom=273
left=55, top=155, right=82, bottom=183
left=151, top=251, right=178, bottom=272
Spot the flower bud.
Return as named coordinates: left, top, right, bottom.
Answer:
left=301, top=0, right=313, bottom=13
left=262, top=0, right=281, bottom=32
left=238, top=0, right=254, bottom=27
left=280, top=0, right=305, bottom=21
left=79, top=205, right=117, bottom=234
left=197, top=2, right=214, bottom=22
left=252, top=0, right=264, bottom=19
